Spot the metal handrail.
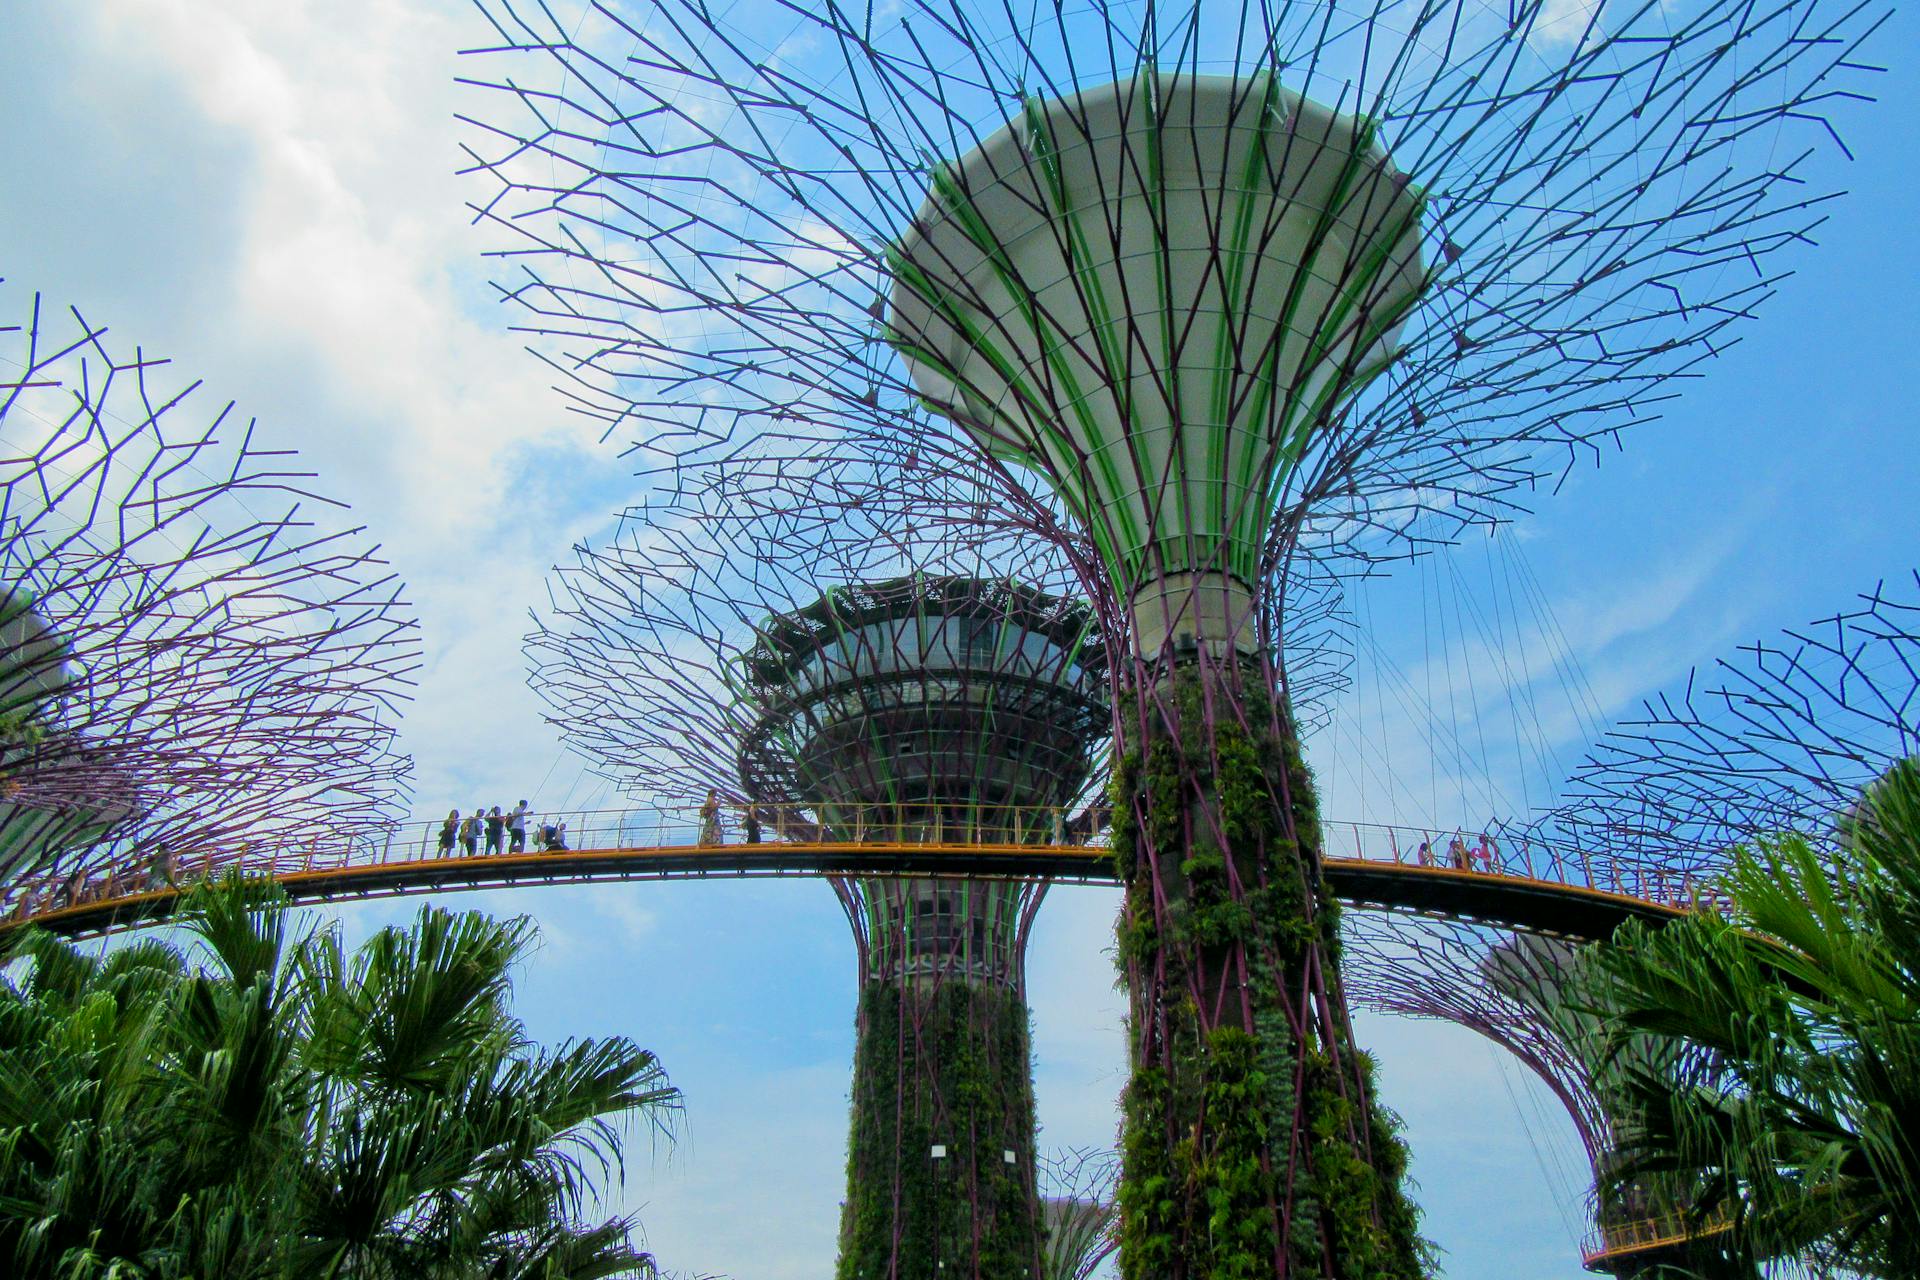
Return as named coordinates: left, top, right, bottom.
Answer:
left=1581, top=1206, right=1734, bottom=1264
left=1, top=803, right=1718, bottom=925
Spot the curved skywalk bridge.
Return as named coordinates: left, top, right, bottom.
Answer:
left=7, top=804, right=1704, bottom=942
left=1583, top=1208, right=1734, bottom=1272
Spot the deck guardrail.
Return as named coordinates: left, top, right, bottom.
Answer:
left=2, top=802, right=1722, bottom=926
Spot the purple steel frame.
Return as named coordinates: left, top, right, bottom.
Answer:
left=0, top=288, right=419, bottom=893
left=1349, top=573, right=1920, bottom=1272
left=456, top=1, right=1887, bottom=1273
left=1523, top=571, right=1920, bottom=877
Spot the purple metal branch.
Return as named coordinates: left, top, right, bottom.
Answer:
left=0, top=288, right=420, bottom=896
left=1523, top=570, right=1920, bottom=875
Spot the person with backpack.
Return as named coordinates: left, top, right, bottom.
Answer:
left=459, top=809, right=480, bottom=856
left=485, top=806, right=506, bottom=855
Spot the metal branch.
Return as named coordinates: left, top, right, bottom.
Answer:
left=0, top=288, right=421, bottom=897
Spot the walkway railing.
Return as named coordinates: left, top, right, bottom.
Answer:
left=1, top=802, right=1724, bottom=927
left=1582, top=1206, right=1734, bottom=1268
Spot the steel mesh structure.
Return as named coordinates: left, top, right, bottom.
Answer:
left=462, top=0, right=1885, bottom=1272
left=1527, top=571, right=1920, bottom=875
left=0, top=288, right=419, bottom=900
left=526, top=479, right=1357, bottom=807
left=1038, top=1148, right=1122, bottom=1280
left=1346, top=572, right=1920, bottom=1273
left=525, top=496, right=1114, bottom=1280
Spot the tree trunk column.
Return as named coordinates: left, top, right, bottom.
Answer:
left=837, top=884, right=1046, bottom=1280
left=1111, top=658, right=1427, bottom=1279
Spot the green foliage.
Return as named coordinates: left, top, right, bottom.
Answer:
left=837, top=978, right=1043, bottom=1280
left=0, top=876, right=682, bottom=1280
left=1108, top=665, right=1430, bottom=1280
left=1567, top=759, right=1920, bottom=1279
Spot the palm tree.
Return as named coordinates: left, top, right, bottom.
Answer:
left=1037, top=1148, right=1120, bottom=1280
left=0, top=876, right=683, bottom=1280
left=1572, top=760, right=1920, bottom=1278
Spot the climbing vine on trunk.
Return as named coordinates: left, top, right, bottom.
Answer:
left=1110, top=663, right=1429, bottom=1279
left=838, top=979, right=1045, bottom=1280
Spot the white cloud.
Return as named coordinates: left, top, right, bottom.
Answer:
left=1528, top=0, right=1605, bottom=49
left=67, top=1, right=577, bottom=544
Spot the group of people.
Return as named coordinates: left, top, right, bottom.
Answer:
left=1415, top=833, right=1501, bottom=872
left=698, top=790, right=762, bottom=845
left=438, top=802, right=569, bottom=858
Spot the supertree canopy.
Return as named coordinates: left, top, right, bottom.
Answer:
left=464, top=0, right=1883, bottom=1273
left=1530, top=571, right=1920, bottom=875
left=734, top=573, right=1108, bottom=838
left=526, top=480, right=1357, bottom=813
left=525, top=494, right=1117, bottom=1280
left=0, top=288, right=419, bottom=899
left=885, top=72, right=1427, bottom=657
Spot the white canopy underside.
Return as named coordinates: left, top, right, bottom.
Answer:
left=891, top=72, right=1427, bottom=652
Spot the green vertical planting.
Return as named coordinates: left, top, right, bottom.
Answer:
left=837, top=980, right=1045, bottom=1280
left=1109, top=665, right=1429, bottom=1279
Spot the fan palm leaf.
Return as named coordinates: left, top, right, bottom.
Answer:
left=1573, top=760, right=1920, bottom=1277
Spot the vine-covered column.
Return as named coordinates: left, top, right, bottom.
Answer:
left=1110, top=657, right=1427, bottom=1279
left=839, top=967, right=1044, bottom=1279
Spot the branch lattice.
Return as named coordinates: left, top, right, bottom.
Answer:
left=460, top=0, right=1885, bottom=640
left=0, top=288, right=420, bottom=896
left=1527, top=571, right=1920, bottom=874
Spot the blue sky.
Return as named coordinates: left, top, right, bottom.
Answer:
left=3, top=2, right=1917, bottom=1277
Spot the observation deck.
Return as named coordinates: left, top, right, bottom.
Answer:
left=4, top=803, right=1708, bottom=942
left=1581, top=1208, right=1734, bottom=1273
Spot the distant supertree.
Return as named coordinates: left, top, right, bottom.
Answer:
left=529, top=495, right=1104, bottom=1280
left=1344, top=913, right=1734, bottom=1276
left=0, top=288, right=419, bottom=900
left=1531, top=571, right=1920, bottom=874
left=1346, top=575, right=1920, bottom=1274
left=1037, top=1148, right=1122, bottom=1280
left=463, top=0, right=1885, bottom=1271
left=526, top=484, right=1355, bottom=1280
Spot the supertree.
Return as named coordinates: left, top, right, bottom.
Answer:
left=1343, top=572, right=1920, bottom=1274
left=526, top=482, right=1357, bottom=1280
left=1530, top=570, right=1920, bottom=874
left=461, top=0, right=1885, bottom=1271
left=741, top=571, right=1105, bottom=1280
left=1038, top=1148, right=1122, bottom=1280
left=0, top=286, right=419, bottom=906
left=528, top=493, right=1105, bottom=1280
left=1342, top=914, right=1716, bottom=1276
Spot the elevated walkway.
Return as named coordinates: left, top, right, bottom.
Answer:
left=7, top=807, right=1702, bottom=941
left=1582, top=1209, right=1735, bottom=1273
